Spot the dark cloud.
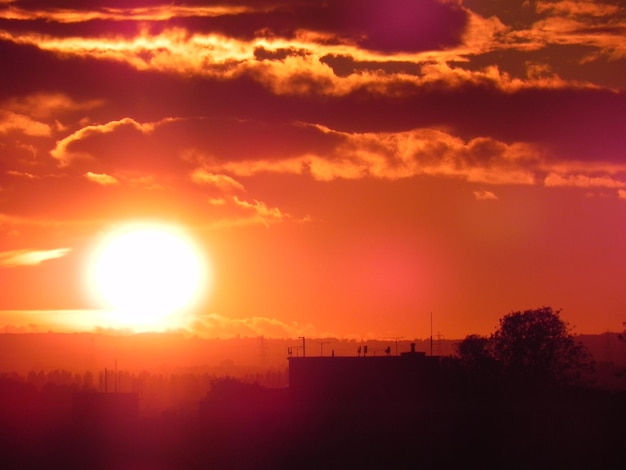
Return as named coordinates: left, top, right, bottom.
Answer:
left=320, top=54, right=422, bottom=77
left=2, top=28, right=623, bottom=169
left=56, top=117, right=343, bottom=173
left=4, top=0, right=468, bottom=52
left=462, top=0, right=541, bottom=29
left=314, top=0, right=468, bottom=52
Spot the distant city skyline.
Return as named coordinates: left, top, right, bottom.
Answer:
left=1, top=1, right=625, bottom=338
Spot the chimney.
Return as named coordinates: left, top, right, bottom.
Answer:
left=410, top=343, right=416, bottom=354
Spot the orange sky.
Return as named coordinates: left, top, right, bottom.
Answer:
left=0, top=0, right=625, bottom=339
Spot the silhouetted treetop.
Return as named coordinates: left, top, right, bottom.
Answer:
left=459, top=307, right=594, bottom=388
left=457, top=334, right=492, bottom=365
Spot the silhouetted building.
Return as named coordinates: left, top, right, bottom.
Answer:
left=288, top=344, right=439, bottom=402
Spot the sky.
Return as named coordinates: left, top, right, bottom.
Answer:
left=0, top=0, right=625, bottom=340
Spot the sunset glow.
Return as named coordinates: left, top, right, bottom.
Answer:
left=0, top=0, right=624, bottom=338
left=1, top=3, right=625, bottom=469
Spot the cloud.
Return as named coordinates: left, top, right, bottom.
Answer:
left=190, top=122, right=624, bottom=193
left=51, top=117, right=175, bottom=165
left=0, top=248, right=71, bottom=267
left=0, top=7, right=610, bottom=100
left=544, top=173, right=626, bottom=189
left=4, top=93, right=103, bottom=120
left=0, top=1, right=467, bottom=54
left=126, top=175, right=164, bottom=190
left=461, top=9, right=510, bottom=56
left=0, top=1, right=622, bottom=222
left=201, top=196, right=292, bottom=229
left=521, top=2, right=626, bottom=62
left=0, top=4, right=264, bottom=23
left=619, top=189, right=626, bottom=199
left=535, top=1, right=620, bottom=18
left=204, top=127, right=539, bottom=185
left=190, top=169, right=244, bottom=192
left=474, top=190, right=499, bottom=201
left=0, top=110, right=51, bottom=136
left=189, top=312, right=316, bottom=339
left=84, top=171, right=118, bottom=185
left=7, top=170, right=38, bottom=179
left=233, top=196, right=286, bottom=222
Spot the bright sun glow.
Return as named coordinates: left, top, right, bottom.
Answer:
left=88, top=222, right=209, bottom=330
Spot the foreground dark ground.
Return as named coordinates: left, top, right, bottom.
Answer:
left=1, top=375, right=624, bottom=470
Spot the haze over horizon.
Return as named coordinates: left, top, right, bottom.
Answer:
left=1, top=0, right=625, bottom=339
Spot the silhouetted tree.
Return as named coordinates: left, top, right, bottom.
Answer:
left=492, top=307, right=593, bottom=386
left=457, top=307, right=594, bottom=389
left=456, top=334, right=502, bottom=395
left=457, top=334, right=492, bottom=367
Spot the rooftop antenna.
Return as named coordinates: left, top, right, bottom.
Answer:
left=315, top=340, right=330, bottom=357
left=288, top=346, right=302, bottom=357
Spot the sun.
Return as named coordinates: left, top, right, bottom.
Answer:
left=88, top=222, right=209, bottom=330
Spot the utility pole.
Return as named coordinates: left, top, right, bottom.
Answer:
left=390, top=336, right=404, bottom=356
left=430, top=312, right=433, bottom=357
left=298, top=336, right=306, bottom=357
